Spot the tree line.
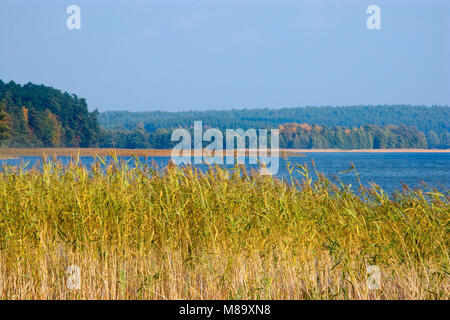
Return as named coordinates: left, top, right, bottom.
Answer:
left=0, top=80, right=448, bottom=149
left=0, top=80, right=100, bottom=147
left=99, top=106, right=449, bottom=149
left=99, top=105, right=449, bottom=139
left=99, top=123, right=436, bottom=150
left=279, top=123, right=431, bottom=149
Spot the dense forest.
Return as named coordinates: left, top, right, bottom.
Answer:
left=0, top=80, right=449, bottom=149
left=279, top=123, right=430, bottom=149
left=98, top=123, right=432, bottom=149
left=99, top=105, right=449, bottom=138
left=100, top=106, right=449, bottom=149
left=0, top=80, right=100, bottom=147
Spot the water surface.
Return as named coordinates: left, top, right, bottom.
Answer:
left=1, top=153, right=448, bottom=194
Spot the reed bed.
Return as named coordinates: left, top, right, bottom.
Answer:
left=0, top=148, right=173, bottom=158
left=0, top=148, right=302, bottom=159
left=0, top=156, right=448, bottom=300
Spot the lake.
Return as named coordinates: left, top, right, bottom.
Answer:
left=1, top=152, right=449, bottom=194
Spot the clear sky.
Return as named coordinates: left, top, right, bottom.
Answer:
left=0, top=0, right=449, bottom=111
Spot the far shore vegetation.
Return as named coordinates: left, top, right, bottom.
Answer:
left=1, top=80, right=449, bottom=150
left=1, top=148, right=449, bottom=160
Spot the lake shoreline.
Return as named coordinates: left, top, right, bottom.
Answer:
left=289, top=148, right=450, bottom=153
left=0, top=147, right=449, bottom=158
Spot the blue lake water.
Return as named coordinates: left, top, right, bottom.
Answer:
left=1, top=153, right=449, bottom=194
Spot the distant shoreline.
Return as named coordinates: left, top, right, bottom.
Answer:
left=287, top=148, right=450, bottom=153
left=0, top=147, right=449, bottom=159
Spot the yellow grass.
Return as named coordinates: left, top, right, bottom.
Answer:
left=0, top=157, right=448, bottom=299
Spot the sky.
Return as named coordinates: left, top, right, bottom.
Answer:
left=0, top=0, right=449, bottom=112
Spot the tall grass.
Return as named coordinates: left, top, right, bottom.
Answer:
left=0, top=156, right=448, bottom=299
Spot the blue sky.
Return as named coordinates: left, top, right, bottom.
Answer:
left=0, top=0, right=449, bottom=111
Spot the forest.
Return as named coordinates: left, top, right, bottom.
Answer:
left=99, top=105, right=449, bottom=149
left=98, top=123, right=432, bottom=149
left=0, top=80, right=448, bottom=149
left=0, top=80, right=99, bottom=147
left=99, top=106, right=449, bottom=149
left=99, top=105, right=449, bottom=136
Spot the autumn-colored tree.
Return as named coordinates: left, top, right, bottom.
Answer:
left=0, top=101, right=9, bottom=142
